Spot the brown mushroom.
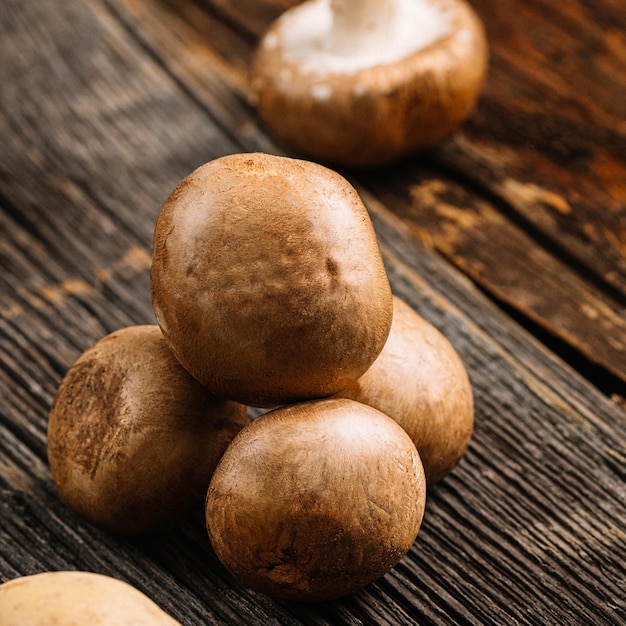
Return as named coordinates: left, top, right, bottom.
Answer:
left=0, top=571, right=181, bottom=625
left=150, top=152, right=392, bottom=407
left=206, top=398, right=426, bottom=601
left=250, top=0, right=488, bottom=168
left=336, top=295, right=474, bottom=484
left=47, top=325, right=249, bottom=535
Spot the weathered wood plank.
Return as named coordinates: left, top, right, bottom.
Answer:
left=374, top=0, right=626, bottom=381
left=366, top=169, right=626, bottom=390
left=435, top=0, right=625, bottom=293
left=1, top=0, right=625, bottom=624
left=0, top=0, right=242, bottom=248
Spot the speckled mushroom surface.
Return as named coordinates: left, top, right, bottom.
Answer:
left=151, top=152, right=393, bottom=407
left=47, top=325, right=248, bottom=535
left=206, top=398, right=426, bottom=602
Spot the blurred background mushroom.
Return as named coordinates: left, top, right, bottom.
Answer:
left=250, top=0, right=489, bottom=168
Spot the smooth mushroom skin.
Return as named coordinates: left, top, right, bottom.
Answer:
left=336, top=296, right=474, bottom=484
left=47, top=325, right=249, bottom=535
left=0, top=571, right=181, bottom=625
left=250, top=0, right=489, bottom=168
left=206, top=398, right=426, bottom=602
left=151, top=152, right=393, bottom=407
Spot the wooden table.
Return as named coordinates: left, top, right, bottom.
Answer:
left=1, top=0, right=625, bottom=623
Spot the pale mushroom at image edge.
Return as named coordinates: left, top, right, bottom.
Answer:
left=250, top=0, right=489, bottom=168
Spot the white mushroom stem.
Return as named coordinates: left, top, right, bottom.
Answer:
left=328, top=0, right=397, bottom=56
left=273, top=0, right=454, bottom=75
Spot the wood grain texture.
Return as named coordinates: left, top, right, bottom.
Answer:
left=379, top=0, right=626, bottom=386
left=1, top=0, right=625, bottom=624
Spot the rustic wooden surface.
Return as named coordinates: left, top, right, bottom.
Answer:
left=1, top=0, right=625, bottom=624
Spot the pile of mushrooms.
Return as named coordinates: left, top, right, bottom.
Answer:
left=250, top=0, right=488, bottom=167
left=47, top=152, right=473, bottom=602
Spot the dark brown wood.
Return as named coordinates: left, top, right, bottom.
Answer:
left=368, top=0, right=626, bottom=386
left=1, top=0, right=625, bottom=624
left=367, top=167, right=626, bottom=386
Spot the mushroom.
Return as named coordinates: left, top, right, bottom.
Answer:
left=206, top=398, right=426, bottom=601
left=47, top=325, right=249, bottom=535
left=336, top=295, right=474, bottom=484
left=250, top=0, right=489, bottom=168
left=150, top=152, right=393, bottom=408
left=0, top=571, right=181, bottom=625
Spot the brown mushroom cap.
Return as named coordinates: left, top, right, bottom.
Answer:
left=150, top=152, right=393, bottom=407
left=336, top=295, right=474, bottom=484
left=250, top=0, right=488, bottom=168
left=47, top=325, right=249, bottom=535
left=0, top=572, right=181, bottom=625
left=206, top=398, right=426, bottom=601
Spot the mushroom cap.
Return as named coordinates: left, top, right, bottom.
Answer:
left=206, top=398, right=426, bottom=601
left=150, top=152, right=393, bottom=407
left=250, top=0, right=488, bottom=168
left=336, top=296, right=474, bottom=484
left=47, top=325, right=249, bottom=535
left=0, top=572, right=181, bottom=625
